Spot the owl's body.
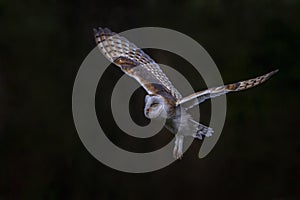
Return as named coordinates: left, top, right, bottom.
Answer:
left=94, top=27, right=278, bottom=159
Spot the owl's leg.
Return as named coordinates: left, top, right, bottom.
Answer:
left=173, top=134, right=184, bottom=159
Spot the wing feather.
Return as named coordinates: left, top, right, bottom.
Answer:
left=178, top=69, right=279, bottom=108
left=93, top=27, right=182, bottom=100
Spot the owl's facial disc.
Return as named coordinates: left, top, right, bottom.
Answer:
left=144, top=95, right=166, bottom=119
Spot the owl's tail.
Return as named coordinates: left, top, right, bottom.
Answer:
left=189, top=119, right=214, bottom=140
left=178, top=69, right=279, bottom=110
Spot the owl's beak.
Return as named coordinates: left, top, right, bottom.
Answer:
left=145, top=108, right=150, bottom=118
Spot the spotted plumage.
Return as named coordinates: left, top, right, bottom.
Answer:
left=178, top=70, right=279, bottom=110
left=93, top=27, right=278, bottom=159
left=94, top=27, right=182, bottom=100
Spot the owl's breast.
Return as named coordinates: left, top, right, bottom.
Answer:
left=164, top=108, right=193, bottom=135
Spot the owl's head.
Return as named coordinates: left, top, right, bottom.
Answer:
left=144, top=95, right=168, bottom=119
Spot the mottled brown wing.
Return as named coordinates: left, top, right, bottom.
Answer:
left=93, top=27, right=182, bottom=100
left=178, top=69, right=279, bottom=108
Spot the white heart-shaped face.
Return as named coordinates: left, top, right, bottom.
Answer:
left=144, top=95, right=166, bottom=119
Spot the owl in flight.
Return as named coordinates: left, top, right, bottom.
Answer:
left=93, top=27, right=278, bottom=159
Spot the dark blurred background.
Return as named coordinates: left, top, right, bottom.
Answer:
left=1, top=0, right=299, bottom=199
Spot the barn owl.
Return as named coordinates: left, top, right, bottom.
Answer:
left=93, top=27, right=278, bottom=159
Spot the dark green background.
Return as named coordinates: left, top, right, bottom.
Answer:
left=1, top=0, right=299, bottom=199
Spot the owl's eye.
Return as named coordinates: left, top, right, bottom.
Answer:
left=151, top=103, right=159, bottom=107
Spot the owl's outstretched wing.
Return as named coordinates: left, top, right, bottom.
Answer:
left=93, top=27, right=182, bottom=100
left=178, top=69, right=279, bottom=109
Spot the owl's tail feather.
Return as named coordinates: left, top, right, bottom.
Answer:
left=189, top=119, right=214, bottom=140
left=178, top=69, right=279, bottom=110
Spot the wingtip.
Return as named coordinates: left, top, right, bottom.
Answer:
left=93, top=27, right=115, bottom=37
left=269, top=69, right=279, bottom=76
left=93, top=27, right=104, bottom=37
left=93, top=27, right=99, bottom=35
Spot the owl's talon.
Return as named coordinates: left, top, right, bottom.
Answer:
left=173, top=135, right=184, bottom=159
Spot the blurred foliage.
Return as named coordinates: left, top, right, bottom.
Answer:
left=0, top=0, right=299, bottom=199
